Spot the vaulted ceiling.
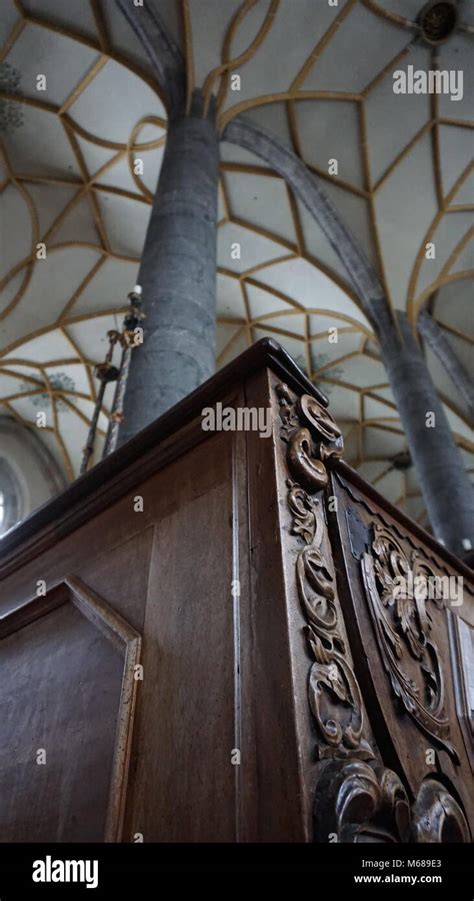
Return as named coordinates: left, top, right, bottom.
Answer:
left=0, top=0, right=472, bottom=529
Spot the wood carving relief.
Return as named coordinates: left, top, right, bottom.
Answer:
left=313, top=759, right=411, bottom=843
left=276, top=384, right=470, bottom=843
left=361, top=523, right=459, bottom=763
left=313, top=762, right=470, bottom=843
left=276, top=384, right=372, bottom=761
left=411, top=779, right=470, bottom=843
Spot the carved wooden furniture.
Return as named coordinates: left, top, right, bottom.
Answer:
left=0, top=339, right=472, bottom=843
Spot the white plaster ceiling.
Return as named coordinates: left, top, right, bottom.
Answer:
left=0, top=0, right=472, bottom=532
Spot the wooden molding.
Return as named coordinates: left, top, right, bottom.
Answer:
left=0, top=576, right=141, bottom=842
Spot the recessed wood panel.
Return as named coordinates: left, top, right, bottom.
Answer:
left=0, top=580, right=141, bottom=842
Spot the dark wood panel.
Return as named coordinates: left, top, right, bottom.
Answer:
left=77, top=528, right=155, bottom=634
left=0, top=602, right=122, bottom=841
left=0, top=342, right=471, bottom=843
left=244, top=369, right=308, bottom=842
left=0, top=578, right=141, bottom=842
left=125, top=431, right=237, bottom=842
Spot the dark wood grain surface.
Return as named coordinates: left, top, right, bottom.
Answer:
left=0, top=342, right=471, bottom=842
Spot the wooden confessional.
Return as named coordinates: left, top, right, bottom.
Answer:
left=0, top=339, right=472, bottom=843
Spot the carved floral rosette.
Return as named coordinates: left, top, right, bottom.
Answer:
left=276, top=383, right=372, bottom=761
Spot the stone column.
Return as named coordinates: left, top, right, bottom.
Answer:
left=223, top=118, right=473, bottom=557
left=377, top=312, right=473, bottom=558
left=417, top=309, right=474, bottom=421
left=117, top=90, right=219, bottom=446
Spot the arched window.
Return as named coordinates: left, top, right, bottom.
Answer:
left=0, top=458, right=23, bottom=537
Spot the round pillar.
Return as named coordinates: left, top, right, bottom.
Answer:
left=118, top=90, right=219, bottom=445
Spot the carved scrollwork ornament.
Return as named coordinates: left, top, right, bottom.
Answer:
left=314, top=763, right=471, bottom=843
left=313, top=760, right=411, bottom=843
left=276, top=384, right=343, bottom=494
left=276, top=382, right=300, bottom=442
left=286, top=480, right=318, bottom=544
left=411, top=779, right=471, bottom=843
left=287, top=427, right=329, bottom=493
left=297, top=394, right=344, bottom=465
left=361, top=523, right=459, bottom=762
left=276, top=383, right=372, bottom=761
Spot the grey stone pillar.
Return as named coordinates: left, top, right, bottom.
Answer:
left=417, top=309, right=474, bottom=422
left=118, top=90, right=219, bottom=445
left=378, top=313, right=473, bottom=558
left=223, top=117, right=473, bottom=557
